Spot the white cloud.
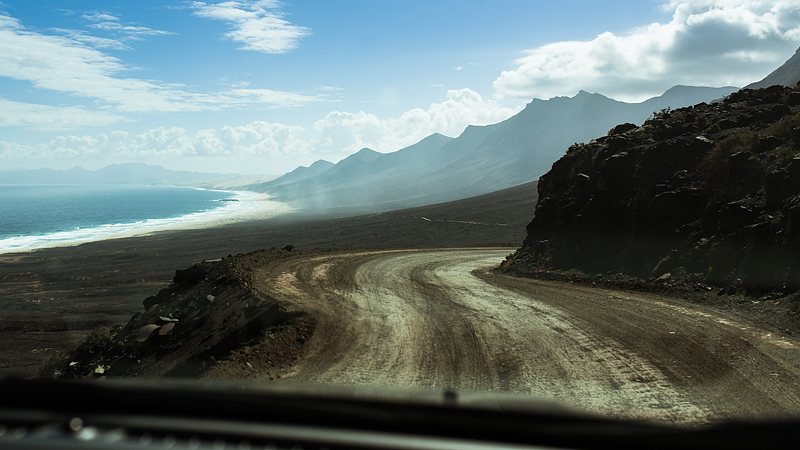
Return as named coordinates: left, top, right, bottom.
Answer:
left=0, top=11, right=322, bottom=115
left=191, top=0, right=310, bottom=54
left=0, top=98, right=128, bottom=130
left=454, top=66, right=464, bottom=71
left=313, top=88, right=518, bottom=158
left=199, top=122, right=309, bottom=156
left=215, top=88, right=322, bottom=108
left=119, top=122, right=309, bottom=159
left=81, top=11, right=174, bottom=41
left=51, top=28, right=131, bottom=50
left=82, top=12, right=120, bottom=23
left=0, top=121, right=312, bottom=167
left=494, top=0, right=800, bottom=102
left=0, top=88, right=517, bottom=170
left=50, top=11, right=174, bottom=54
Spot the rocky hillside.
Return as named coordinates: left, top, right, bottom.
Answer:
left=503, top=85, right=800, bottom=295
left=747, top=47, right=800, bottom=90
left=41, top=248, right=311, bottom=379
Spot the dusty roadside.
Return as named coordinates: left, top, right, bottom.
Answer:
left=494, top=267, right=800, bottom=338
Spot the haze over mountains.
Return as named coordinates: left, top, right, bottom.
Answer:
left=2, top=84, right=735, bottom=212
left=252, top=85, right=738, bottom=214
left=0, top=163, right=239, bottom=186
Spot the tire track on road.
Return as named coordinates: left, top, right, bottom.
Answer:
left=251, top=248, right=800, bottom=424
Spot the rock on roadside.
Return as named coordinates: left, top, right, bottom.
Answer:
left=41, top=248, right=306, bottom=378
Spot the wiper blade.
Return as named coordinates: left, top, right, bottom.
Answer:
left=0, top=378, right=797, bottom=450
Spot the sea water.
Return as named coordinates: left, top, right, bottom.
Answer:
left=0, top=184, right=278, bottom=253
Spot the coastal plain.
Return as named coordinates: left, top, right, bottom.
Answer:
left=0, top=181, right=538, bottom=377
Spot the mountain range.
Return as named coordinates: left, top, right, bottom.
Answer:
left=251, top=85, right=738, bottom=214
left=0, top=163, right=238, bottom=186
left=254, top=45, right=800, bottom=215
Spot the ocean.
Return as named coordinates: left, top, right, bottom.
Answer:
left=0, top=184, right=283, bottom=253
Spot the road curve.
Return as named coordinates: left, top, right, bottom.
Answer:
left=252, top=248, right=800, bottom=424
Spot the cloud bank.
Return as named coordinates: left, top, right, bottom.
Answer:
left=494, top=0, right=800, bottom=101
left=0, top=89, right=517, bottom=171
left=313, top=89, right=518, bottom=156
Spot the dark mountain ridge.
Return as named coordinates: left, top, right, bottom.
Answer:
left=251, top=85, right=738, bottom=215
left=747, top=47, right=800, bottom=90
left=502, top=84, right=800, bottom=294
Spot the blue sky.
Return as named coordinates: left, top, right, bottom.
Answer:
left=1, top=1, right=799, bottom=175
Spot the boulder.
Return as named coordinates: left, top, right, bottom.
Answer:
left=608, top=123, right=638, bottom=136
left=143, top=296, right=161, bottom=310
left=758, top=104, right=792, bottom=123
left=135, top=324, right=161, bottom=343
left=173, top=264, right=207, bottom=286
left=158, top=322, right=176, bottom=336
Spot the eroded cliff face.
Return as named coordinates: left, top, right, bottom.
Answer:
left=504, top=85, right=800, bottom=294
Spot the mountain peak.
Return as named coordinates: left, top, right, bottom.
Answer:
left=308, top=159, right=334, bottom=169
left=349, top=148, right=381, bottom=162
left=422, top=132, right=454, bottom=142
left=747, top=45, right=800, bottom=89
left=661, top=85, right=694, bottom=95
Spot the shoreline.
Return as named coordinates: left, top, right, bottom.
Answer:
left=0, top=188, right=294, bottom=255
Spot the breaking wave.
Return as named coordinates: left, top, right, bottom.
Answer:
left=0, top=187, right=290, bottom=254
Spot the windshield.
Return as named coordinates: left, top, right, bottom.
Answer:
left=2, top=0, right=800, bottom=428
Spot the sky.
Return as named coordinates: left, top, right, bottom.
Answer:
left=1, top=0, right=799, bottom=175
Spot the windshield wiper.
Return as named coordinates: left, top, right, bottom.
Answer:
left=0, top=378, right=797, bottom=450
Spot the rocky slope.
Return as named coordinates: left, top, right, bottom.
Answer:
left=503, top=85, right=800, bottom=295
left=747, top=46, right=800, bottom=90
left=41, top=248, right=312, bottom=379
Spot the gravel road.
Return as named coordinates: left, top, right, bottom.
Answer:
left=252, top=248, right=800, bottom=424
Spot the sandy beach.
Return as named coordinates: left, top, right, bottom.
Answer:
left=0, top=189, right=293, bottom=254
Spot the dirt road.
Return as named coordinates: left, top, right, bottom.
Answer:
left=252, top=248, right=800, bottom=424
